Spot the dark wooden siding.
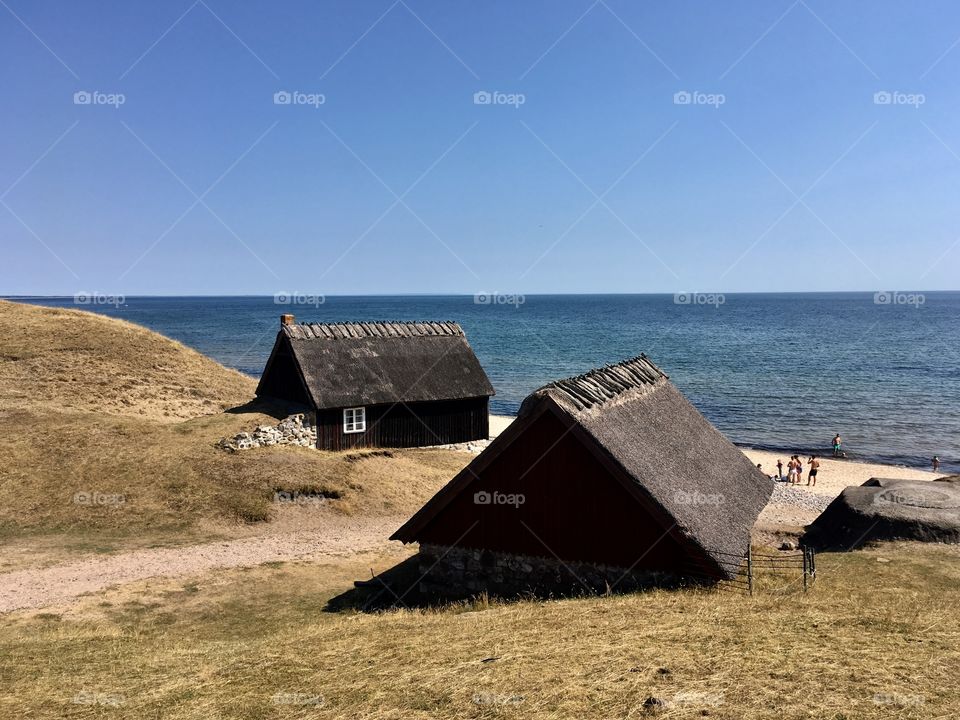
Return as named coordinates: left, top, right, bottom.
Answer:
left=315, top=396, right=489, bottom=451
left=412, top=409, right=700, bottom=573
left=256, top=337, right=312, bottom=406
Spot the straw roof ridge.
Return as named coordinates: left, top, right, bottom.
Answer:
left=535, top=354, right=668, bottom=413
left=282, top=321, right=465, bottom=340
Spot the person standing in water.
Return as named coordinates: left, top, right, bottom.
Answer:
left=933, top=456, right=941, bottom=473
left=832, top=434, right=843, bottom=458
left=807, top=456, right=820, bottom=486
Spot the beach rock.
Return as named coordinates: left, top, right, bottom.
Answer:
left=804, top=477, right=960, bottom=550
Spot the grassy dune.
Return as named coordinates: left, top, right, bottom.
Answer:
left=1, top=542, right=958, bottom=719
left=0, top=300, right=466, bottom=547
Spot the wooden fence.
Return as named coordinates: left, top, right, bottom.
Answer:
left=676, top=546, right=817, bottom=595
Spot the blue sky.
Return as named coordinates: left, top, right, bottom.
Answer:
left=2, top=0, right=960, bottom=295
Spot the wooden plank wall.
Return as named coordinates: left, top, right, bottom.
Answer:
left=315, top=396, right=490, bottom=450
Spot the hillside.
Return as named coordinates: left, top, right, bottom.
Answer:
left=0, top=300, right=255, bottom=421
left=0, top=301, right=466, bottom=545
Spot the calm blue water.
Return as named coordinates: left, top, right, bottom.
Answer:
left=7, top=294, right=959, bottom=472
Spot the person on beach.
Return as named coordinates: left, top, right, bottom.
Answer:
left=787, top=456, right=798, bottom=484
left=933, top=456, right=941, bottom=473
left=807, top=456, right=819, bottom=486
left=796, top=455, right=804, bottom=484
left=776, top=459, right=784, bottom=480
left=832, top=434, right=843, bottom=458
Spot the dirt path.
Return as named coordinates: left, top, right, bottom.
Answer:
left=0, top=514, right=405, bottom=614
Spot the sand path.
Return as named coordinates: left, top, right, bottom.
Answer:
left=0, top=514, right=405, bottom=614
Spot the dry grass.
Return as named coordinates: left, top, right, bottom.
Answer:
left=0, top=301, right=468, bottom=551
left=1, top=541, right=957, bottom=719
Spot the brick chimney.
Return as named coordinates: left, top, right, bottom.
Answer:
left=280, top=313, right=295, bottom=327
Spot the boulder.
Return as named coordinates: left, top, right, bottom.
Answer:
left=804, top=476, right=960, bottom=550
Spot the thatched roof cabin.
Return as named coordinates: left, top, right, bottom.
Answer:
left=393, top=355, right=773, bottom=594
left=256, top=316, right=494, bottom=450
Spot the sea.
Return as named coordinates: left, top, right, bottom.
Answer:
left=7, top=293, right=959, bottom=473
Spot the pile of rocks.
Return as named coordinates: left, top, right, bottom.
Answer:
left=217, top=413, right=317, bottom=452
left=768, top=482, right=834, bottom=514
left=430, top=439, right=491, bottom=455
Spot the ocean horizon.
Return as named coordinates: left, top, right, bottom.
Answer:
left=7, top=292, right=959, bottom=473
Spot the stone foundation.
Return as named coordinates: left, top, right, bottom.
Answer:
left=217, top=413, right=317, bottom=451
left=417, top=544, right=683, bottom=599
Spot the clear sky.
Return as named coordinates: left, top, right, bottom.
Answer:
left=2, top=0, right=959, bottom=295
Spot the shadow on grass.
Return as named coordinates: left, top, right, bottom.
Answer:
left=325, top=556, right=713, bottom=613
left=223, top=398, right=309, bottom=420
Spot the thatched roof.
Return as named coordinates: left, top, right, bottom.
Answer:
left=256, top=321, right=494, bottom=410
left=393, top=354, right=772, bottom=577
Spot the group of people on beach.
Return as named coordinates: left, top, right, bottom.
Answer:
left=770, top=456, right=820, bottom=486
left=757, top=434, right=947, bottom=482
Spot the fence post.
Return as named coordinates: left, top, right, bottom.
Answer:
left=803, top=547, right=808, bottom=592
left=746, top=545, right=753, bottom=596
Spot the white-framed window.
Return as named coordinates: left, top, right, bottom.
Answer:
left=343, top=407, right=366, bottom=434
